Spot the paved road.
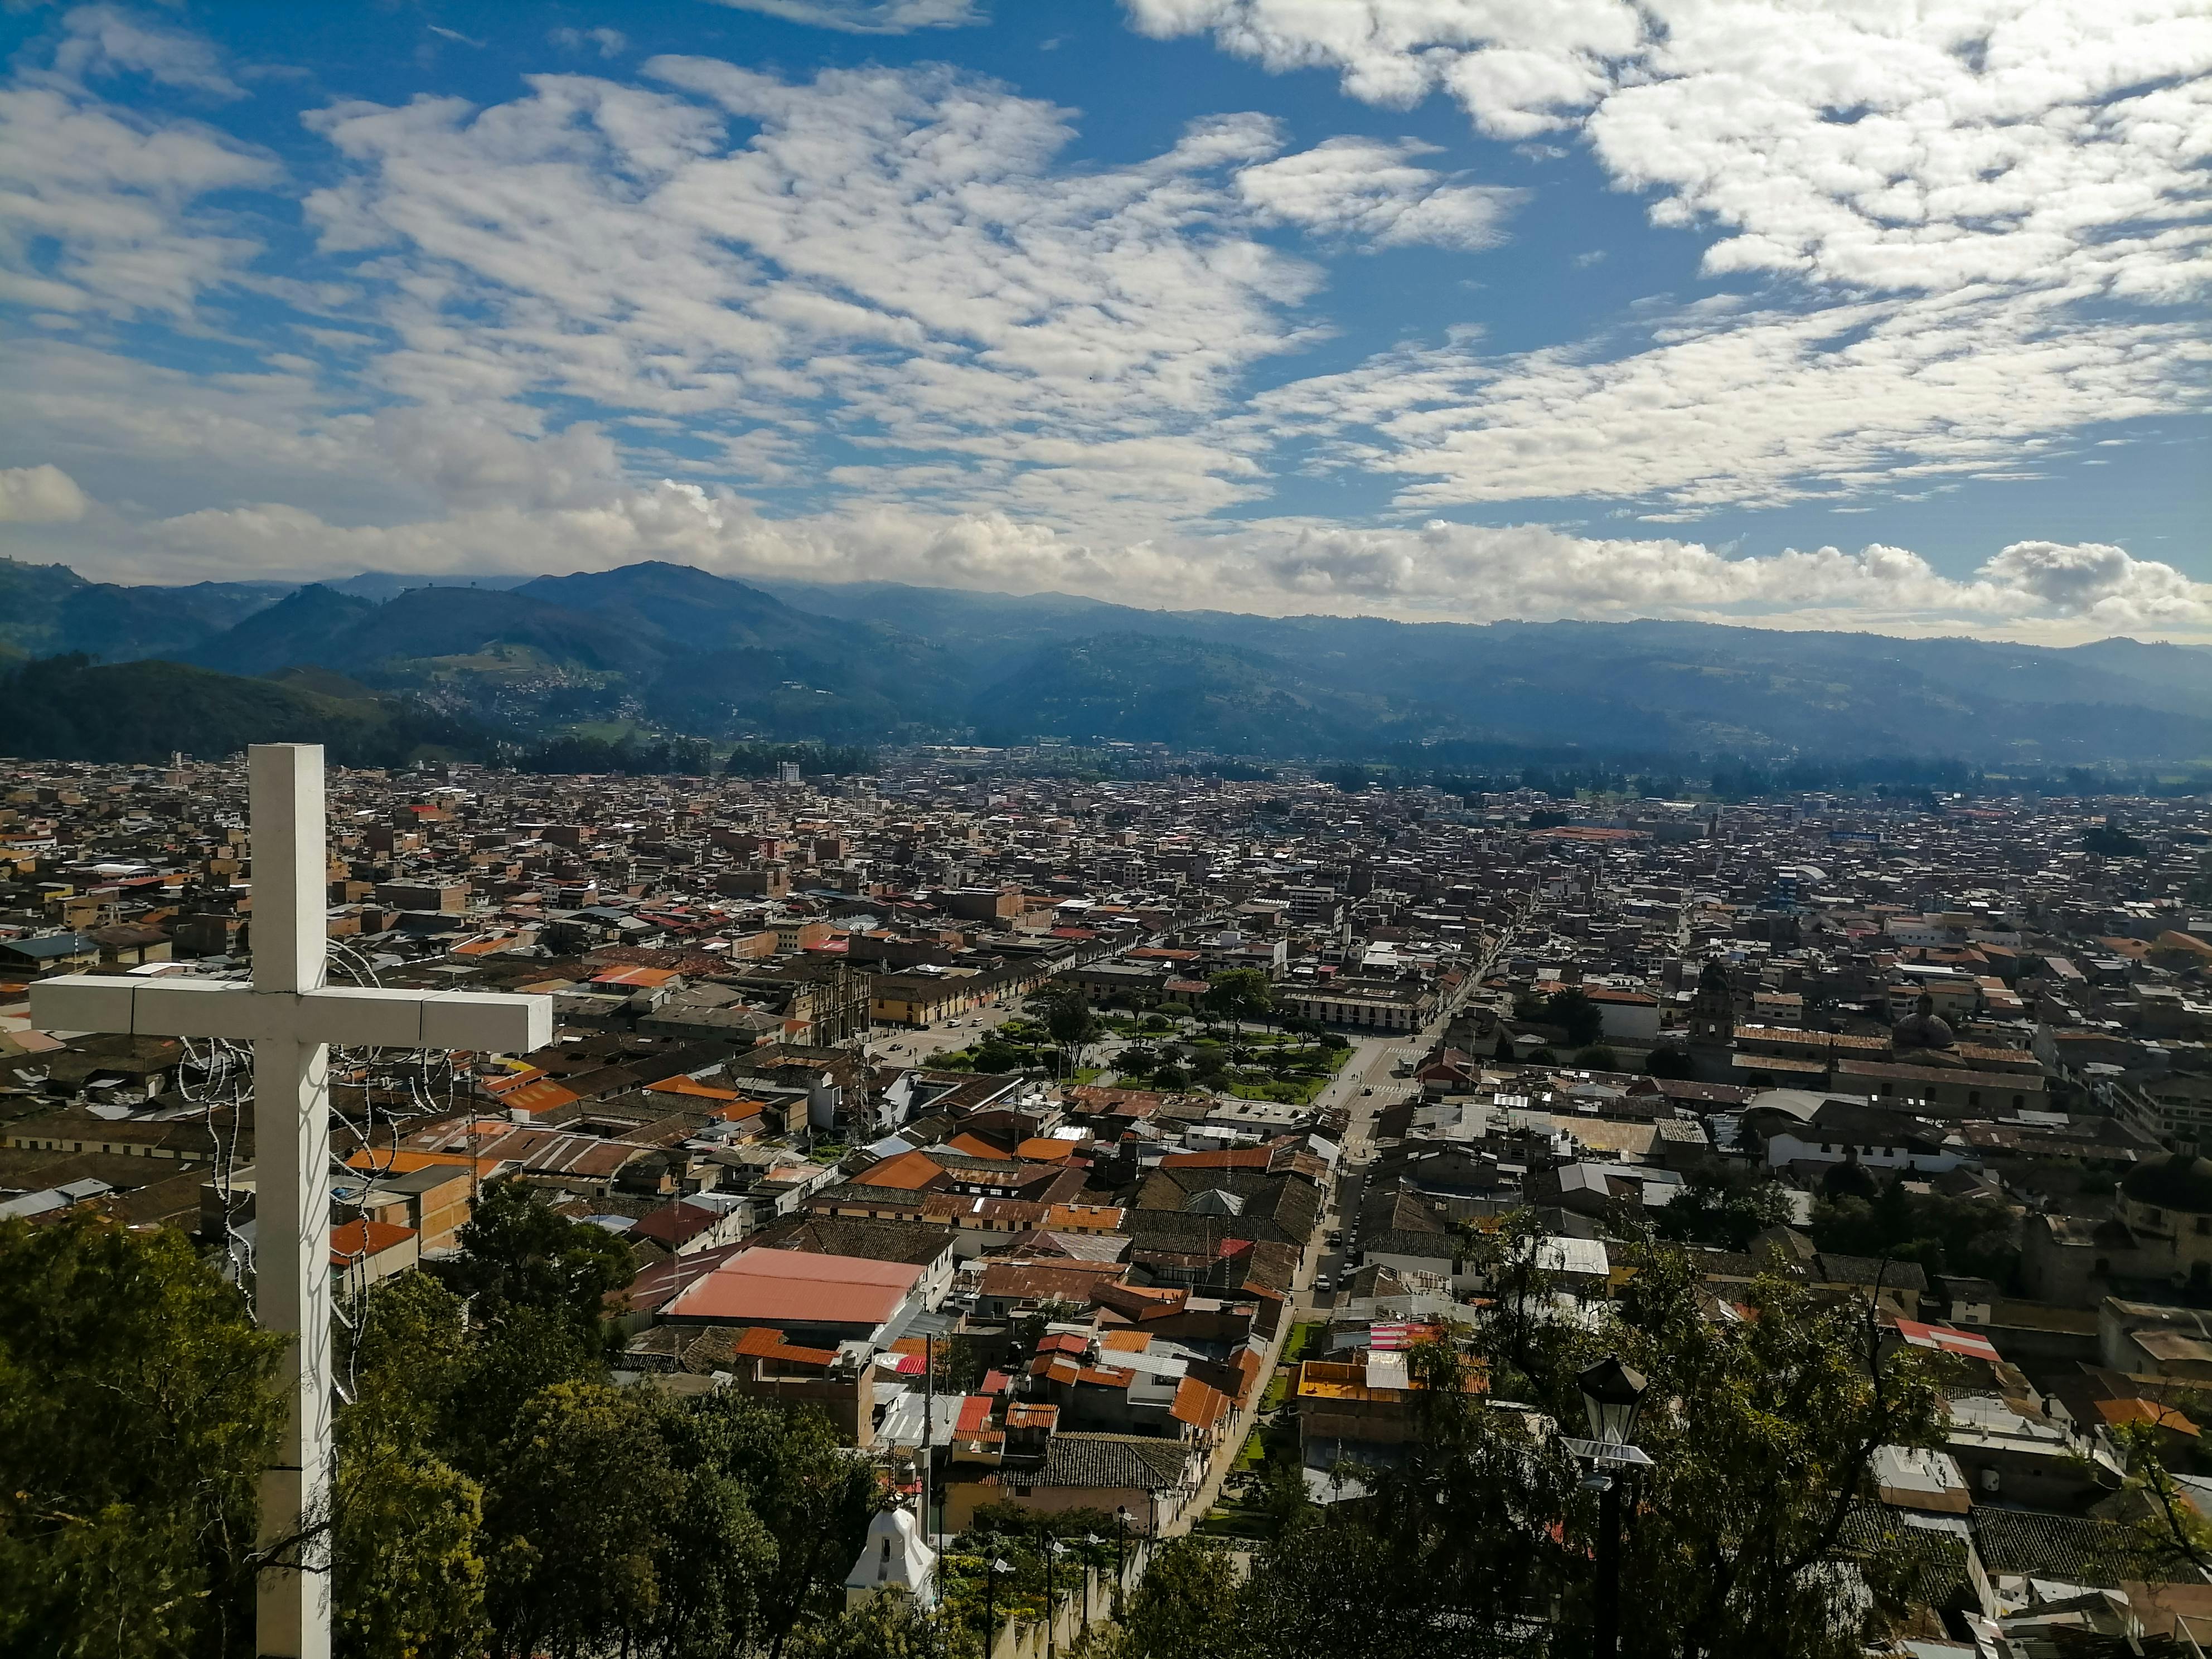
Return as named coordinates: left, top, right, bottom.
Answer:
left=863, top=1000, right=1025, bottom=1065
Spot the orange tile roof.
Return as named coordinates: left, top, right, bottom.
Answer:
left=647, top=1074, right=745, bottom=1102
left=1044, top=1203, right=1124, bottom=1233
left=665, top=1248, right=921, bottom=1326
left=330, top=1218, right=414, bottom=1267
left=345, top=1148, right=499, bottom=1179
left=2095, top=1398, right=2200, bottom=1435
left=858, top=1149, right=951, bottom=1191
left=1171, top=1376, right=1229, bottom=1431
left=1017, top=1137, right=1074, bottom=1162
left=730, top=1325, right=840, bottom=1367
left=502, top=1078, right=580, bottom=1115
left=592, top=966, right=683, bottom=987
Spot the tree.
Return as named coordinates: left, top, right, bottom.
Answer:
left=2083, top=821, right=2146, bottom=857
left=2104, top=1418, right=2212, bottom=1582
left=1241, top=1337, right=1578, bottom=1659
left=0, top=1215, right=284, bottom=1659
left=1543, top=987, right=1605, bottom=1050
left=482, top=1382, right=680, bottom=1659
left=673, top=1393, right=877, bottom=1658
left=786, top=1593, right=944, bottom=1659
left=643, top=1396, right=784, bottom=1659
left=970, top=1039, right=1026, bottom=1075
left=1112, top=1538, right=1250, bottom=1659
left=1820, top=1157, right=1879, bottom=1204
left=334, top=1431, right=490, bottom=1659
left=1150, top=1224, right=1949, bottom=1659
left=449, top=1181, right=637, bottom=1338
left=1202, top=969, right=1274, bottom=1066
left=1651, top=1163, right=1792, bottom=1253
left=1574, top=1043, right=1620, bottom=1071
left=1811, top=1180, right=2018, bottom=1284
left=1603, top=1240, right=1946, bottom=1657
left=1042, top=989, right=1103, bottom=1072
left=1645, top=1047, right=1696, bottom=1080
left=1151, top=1063, right=1191, bottom=1090
left=335, top=1275, right=495, bottom=1659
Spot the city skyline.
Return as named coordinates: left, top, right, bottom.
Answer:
left=1, top=0, right=2208, bottom=640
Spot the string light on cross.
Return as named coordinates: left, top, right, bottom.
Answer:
left=30, top=744, right=551, bottom=1659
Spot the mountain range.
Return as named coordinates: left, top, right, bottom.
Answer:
left=2, top=555, right=2208, bottom=768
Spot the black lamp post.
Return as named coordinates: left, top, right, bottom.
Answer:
left=1576, top=1355, right=1648, bottom=1659
left=984, top=1554, right=1009, bottom=1658
left=1114, top=1507, right=1129, bottom=1615
left=1040, top=1522, right=1065, bottom=1659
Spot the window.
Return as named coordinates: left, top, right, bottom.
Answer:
left=2013, top=1094, right=2026, bottom=1109
left=1968, top=1091, right=1981, bottom=1108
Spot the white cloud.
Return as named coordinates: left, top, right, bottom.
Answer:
left=700, top=0, right=985, bottom=34
left=550, top=26, right=628, bottom=57
left=1132, top=0, right=2212, bottom=513
left=0, top=55, right=278, bottom=318
left=49, top=4, right=246, bottom=100
left=1124, top=0, right=1642, bottom=133
left=1128, top=1, right=2212, bottom=298
left=0, top=463, right=90, bottom=523
left=1235, top=136, right=1523, bottom=250
left=1978, top=539, right=2211, bottom=624
left=1254, top=289, right=2212, bottom=512
left=1, top=7, right=2198, bottom=646
left=298, top=65, right=1323, bottom=532
left=23, top=476, right=2185, bottom=641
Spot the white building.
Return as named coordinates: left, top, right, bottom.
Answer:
left=844, top=1503, right=937, bottom=1609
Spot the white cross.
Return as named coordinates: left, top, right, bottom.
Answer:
left=31, top=744, right=550, bottom=1659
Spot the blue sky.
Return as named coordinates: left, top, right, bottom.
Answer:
left=0, top=0, right=2206, bottom=639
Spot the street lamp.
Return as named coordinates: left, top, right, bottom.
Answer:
left=1572, top=1355, right=1650, bottom=1659
left=984, top=1555, right=1010, bottom=1658
left=1114, top=1507, right=1129, bottom=1614
left=1042, top=1532, right=1071, bottom=1659
left=1578, top=1354, right=1647, bottom=1447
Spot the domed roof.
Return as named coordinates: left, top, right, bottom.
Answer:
left=2123, top=1153, right=2212, bottom=1215
left=1892, top=993, right=1955, bottom=1051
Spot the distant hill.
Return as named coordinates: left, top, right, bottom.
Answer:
left=6, top=557, right=2209, bottom=764
left=0, top=557, right=292, bottom=664
left=520, top=562, right=969, bottom=739
left=0, top=657, right=489, bottom=767
left=972, top=633, right=1420, bottom=755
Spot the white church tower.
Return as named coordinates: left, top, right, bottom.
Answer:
left=844, top=1503, right=938, bottom=1609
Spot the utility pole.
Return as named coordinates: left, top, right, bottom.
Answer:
left=920, top=1332, right=933, bottom=1560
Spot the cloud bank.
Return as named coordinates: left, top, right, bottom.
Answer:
left=0, top=2, right=2204, bottom=641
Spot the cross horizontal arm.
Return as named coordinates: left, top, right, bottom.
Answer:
left=30, top=976, right=553, bottom=1053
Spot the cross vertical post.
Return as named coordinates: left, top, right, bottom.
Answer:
left=24, top=744, right=554, bottom=1659
left=251, top=743, right=333, bottom=1659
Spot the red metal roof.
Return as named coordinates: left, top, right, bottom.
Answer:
left=665, top=1247, right=922, bottom=1327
